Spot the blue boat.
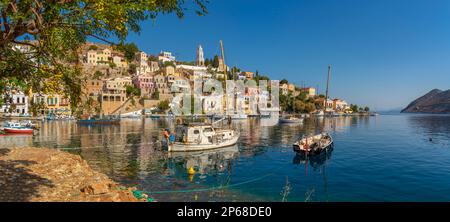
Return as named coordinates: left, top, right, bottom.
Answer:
left=76, top=116, right=120, bottom=125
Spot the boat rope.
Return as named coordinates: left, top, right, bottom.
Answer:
left=147, top=172, right=275, bottom=194
left=56, top=141, right=160, bottom=150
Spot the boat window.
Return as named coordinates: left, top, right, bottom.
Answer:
left=204, top=128, right=213, bottom=133
left=193, top=130, right=200, bottom=134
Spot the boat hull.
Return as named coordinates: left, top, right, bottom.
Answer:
left=168, top=135, right=239, bottom=152
left=293, top=133, right=334, bottom=155
left=293, top=141, right=333, bottom=155
left=77, top=119, right=120, bottom=125
left=279, top=118, right=303, bottom=124
left=3, top=128, right=34, bottom=134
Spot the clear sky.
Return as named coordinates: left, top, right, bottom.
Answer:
left=123, top=0, right=450, bottom=110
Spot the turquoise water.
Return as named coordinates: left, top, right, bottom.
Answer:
left=1, top=114, right=449, bottom=201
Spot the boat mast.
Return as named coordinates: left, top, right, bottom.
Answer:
left=324, top=65, right=331, bottom=111
left=220, top=40, right=227, bottom=115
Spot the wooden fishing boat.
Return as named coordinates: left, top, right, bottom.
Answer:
left=163, top=123, right=240, bottom=152
left=3, top=122, right=34, bottom=134
left=293, top=133, right=333, bottom=155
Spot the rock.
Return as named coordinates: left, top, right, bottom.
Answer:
left=81, top=182, right=111, bottom=195
left=0, top=147, right=149, bottom=202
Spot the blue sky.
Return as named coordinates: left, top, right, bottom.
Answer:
left=123, top=0, right=450, bottom=110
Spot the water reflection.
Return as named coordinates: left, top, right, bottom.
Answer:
left=407, top=115, right=450, bottom=147
left=292, top=148, right=333, bottom=170
left=292, top=148, right=333, bottom=202
left=167, top=145, right=239, bottom=182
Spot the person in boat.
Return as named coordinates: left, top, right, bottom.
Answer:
left=227, top=115, right=232, bottom=127
left=162, top=129, right=175, bottom=145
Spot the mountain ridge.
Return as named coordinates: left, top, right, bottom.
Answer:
left=401, top=89, right=450, bottom=114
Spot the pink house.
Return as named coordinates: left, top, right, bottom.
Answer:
left=133, top=74, right=155, bottom=89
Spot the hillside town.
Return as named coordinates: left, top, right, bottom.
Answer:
left=0, top=41, right=366, bottom=119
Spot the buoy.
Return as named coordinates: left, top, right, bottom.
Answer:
left=187, top=167, right=196, bottom=175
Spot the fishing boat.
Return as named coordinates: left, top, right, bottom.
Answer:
left=293, top=133, right=333, bottom=155
left=163, top=123, right=240, bottom=152
left=120, top=111, right=142, bottom=119
left=77, top=115, right=120, bottom=125
left=3, top=122, right=34, bottom=134
left=279, top=116, right=303, bottom=124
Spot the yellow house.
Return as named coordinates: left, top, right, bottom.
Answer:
left=164, top=66, right=175, bottom=76
left=33, top=94, right=71, bottom=115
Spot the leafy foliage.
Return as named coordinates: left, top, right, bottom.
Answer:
left=0, top=0, right=209, bottom=113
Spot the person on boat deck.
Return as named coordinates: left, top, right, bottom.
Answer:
left=227, top=115, right=232, bottom=127
left=162, top=129, right=175, bottom=145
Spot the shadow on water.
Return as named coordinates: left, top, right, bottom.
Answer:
left=0, top=148, right=54, bottom=202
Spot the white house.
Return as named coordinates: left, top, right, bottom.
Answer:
left=1, top=90, right=29, bottom=116
left=158, top=51, right=176, bottom=63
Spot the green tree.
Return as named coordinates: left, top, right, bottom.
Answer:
left=350, top=104, right=359, bottom=113
left=116, top=43, right=139, bottom=62
left=212, top=55, right=220, bottom=68
left=204, top=58, right=211, bottom=67
left=364, top=106, right=370, bottom=112
left=93, top=71, right=104, bottom=80
left=157, top=100, right=170, bottom=111
left=88, top=45, right=98, bottom=51
left=148, top=55, right=158, bottom=62
left=280, top=79, right=289, bottom=85
left=151, top=89, right=160, bottom=100
left=126, top=85, right=140, bottom=97
left=163, top=61, right=176, bottom=68
left=0, top=0, right=209, bottom=113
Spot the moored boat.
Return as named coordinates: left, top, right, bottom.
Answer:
left=279, top=116, right=303, bottom=124
left=163, top=123, right=240, bottom=152
left=3, top=122, right=34, bottom=134
left=293, top=133, right=333, bottom=155
left=77, top=116, right=120, bottom=125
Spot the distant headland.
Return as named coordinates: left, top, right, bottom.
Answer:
left=402, top=89, right=450, bottom=114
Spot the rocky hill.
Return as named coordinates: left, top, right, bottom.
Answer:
left=401, top=89, right=450, bottom=114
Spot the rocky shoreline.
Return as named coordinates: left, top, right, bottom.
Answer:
left=0, top=147, right=150, bottom=202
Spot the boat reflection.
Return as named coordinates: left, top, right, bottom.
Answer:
left=293, top=147, right=333, bottom=169
left=167, top=145, right=239, bottom=181
left=293, top=146, right=333, bottom=202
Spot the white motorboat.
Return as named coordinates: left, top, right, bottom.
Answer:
left=163, top=123, right=240, bottom=152
left=293, top=133, right=333, bottom=155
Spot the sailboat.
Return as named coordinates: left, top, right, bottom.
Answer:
left=163, top=40, right=240, bottom=152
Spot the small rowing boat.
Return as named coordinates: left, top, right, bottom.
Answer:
left=293, top=133, right=333, bottom=155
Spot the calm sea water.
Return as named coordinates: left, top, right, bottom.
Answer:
left=1, top=114, right=450, bottom=202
